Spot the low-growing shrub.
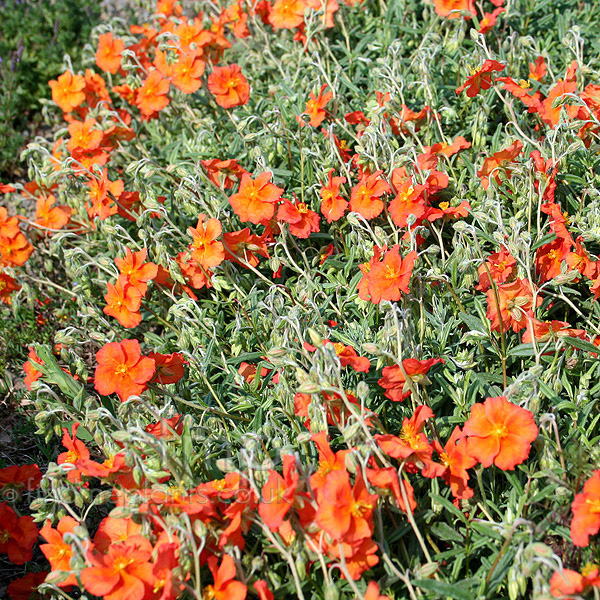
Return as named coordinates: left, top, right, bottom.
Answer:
left=1, top=0, right=600, bottom=598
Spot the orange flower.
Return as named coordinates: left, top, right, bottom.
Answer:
left=34, top=194, right=71, bottom=230
left=171, top=51, right=205, bottom=94
left=229, top=171, right=284, bottom=224
left=201, top=158, right=248, bottom=189
left=148, top=352, right=187, bottom=384
left=424, top=426, right=477, bottom=499
left=478, top=7, right=505, bottom=34
left=0, top=271, right=20, bottom=305
left=387, top=178, right=426, bottom=228
left=6, top=571, right=48, bottom=600
left=0, top=502, right=38, bottom=565
left=521, top=319, right=585, bottom=343
left=316, top=470, right=377, bottom=543
left=258, top=455, right=299, bottom=531
left=433, top=0, right=475, bottom=18
left=309, top=431, right=350, bottom=494
left=144, top=414, right=183, bottom=438
left=463, top=396, right=538, bottom=470
left=277, top=198, right=320, bottom=238
left=57, top=422, right=90, bottom=483
left=349, top=171, right=391, bottom=219
left=205, top=554, right=247, bottom=600
left=456, top=60, right=505, bottom=97
left=39, top=516, right=79, bottom=587
left=476, top=245, right=516, bottom=292
left=86, top=170, right=124, bottom=221
left=0, top=464, right=42, bottom=493
left=366, top=466, right=416, bottom=514
left=104, top=275, right=143, bottom=328
left=378, top=357, right=444, bottom=402
left=223, top=228, right=269, bottom=267
left=535, top=238, right=571, bottom=282
left=550, top=565, right=600, bottom=598
left=0, top=206, right=20, bottom=238
left=301, top=84, right=333, bottom=127
left=375, top=405, right=435, bottom=472
left=570, top=469, right=600, bottom=546
left=95, top=32, right=125, bottom=74
left=208, top=64, right=250, bottom=109
left=67, top=118, right=104, bottom=153
left=23, top=348, right=43, bottom=390
left=477, top=140, right=523, bottom=190
left=367, top=246, right=417, bottom=304
left=188, top=215, right=225, bottom=269
left=320, top=170, right=347, bottom=222
left=486, top=278, right=540, bottom=333
left=93, top=516, right=143, bottom=552
left=49, top=70, right=86, bottom=113
left=136, top=70, right=170, bottom=117
left=115, top=247, right=158, bottom=294
left=363, top=581, right=392, bottom=600
left=94, top=339, right=155, bottom=401
left=0, top=232, right=34, bottom=267
left=81, top=537, right=154, bottom=600
left=269, top=0, right=306, bottom=29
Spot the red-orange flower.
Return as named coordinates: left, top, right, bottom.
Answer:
left=94, top=339, right=156, bottom=401
left=378, top=357, right=444, bottom=402
left=39, top=516, right=79, bottom=587
left=433, top=0, right=475, bottom=19
left=320, top=170, right=347, bottom=222
left=104, top=275, right=143, bottom=328
left=171, top=51, right=205, bottom=94
left=49, top=71, right=86, bottom=113
left=115, top=247, right=158, bottom=293
left=34, top=194, right=71, bottom=230
left=0, top=232, right=34, bottom=267
left=57, top=422, right=90, bottom=483
left=0, top=464, right=42, bottom=493
left=456, top=60, right=505, bottom=97
left=476, top=245, right=516, bottom=291
left=301, top=84, right=333, bottom=127
left=277, top=198, right=320, bottom=238
left=204, top=554, right=247, bottom=600
left=550, top=565, right=600, bottom=598
left=208, top=64, right=250, bottom=109
left=316, top=470, right=377, bottom=543
left=486, top=278, right=540, bottom=333
left=136, top=70, right=170, bottom=117
left=570, top=469, right=600, bottom=547
left=80, top=537, right=154, bottom=600
left=269, top=0, right=307, bottom=29
left=477, top=140, right=523, bottom=190
left=6, top=571, right=48, bottom=600
left=463, top=396, right=538, bottom=470
left=367, top=246, right=417, bottom=304
left=375, top=405, right=435, bottom=472
left=188, top=215, right=225, bottom=268
left=148, top=352, right=186, bottom=384
left=425, top=426, right=477, bottom=499
left=229, top=171, right=284, bottom=224
left=223, top=228, right=269, bottom=267
left=0, top=271, right=20, bottom=305
left=23, top=348, right=43, bottom=390
left=95, top=32, right=125, bottom=74
left=258, top=454, right=299, bottom=531
left=0, top=503, right=38, bottom=565
left=349, top=171, right=391, bottom=220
